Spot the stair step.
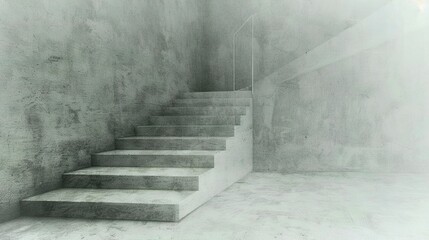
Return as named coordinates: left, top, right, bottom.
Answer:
left=92, top=150, right=218, bottom=168
left=116, top=137, right=228, bottom=150
left=163, top=106, right=248, bottom=116
left=20, top=91, right=253, bottom=222
left=149, top=116, right=240, bottom=125
left=180, top=91, right=252, bottom=99
left=63, top=167, right=209, bottom=191
left=173, top=98, right=251, bottom=107
left=21, top=189, right=194, bottom=221
left=136, top=125, right=235, bottom=137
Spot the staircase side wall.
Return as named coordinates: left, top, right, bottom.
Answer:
left=0, top=0, right=207, bottom=223
left=180, top=104, right=253, bottom=219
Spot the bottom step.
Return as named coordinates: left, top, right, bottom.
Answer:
left=21, top=189, right=195, bottom=222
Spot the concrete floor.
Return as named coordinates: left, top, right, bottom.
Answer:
left=0, top=173, right=428, bottom=240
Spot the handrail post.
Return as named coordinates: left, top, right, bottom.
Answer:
left=233, top=34, right=236, bottom=91
left=232, top=14, right=256, bottom=92
left=251, top=16, right=254, bottom=94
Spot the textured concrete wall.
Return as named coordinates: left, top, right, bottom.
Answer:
left=253, top=0, right=429, bottom=172
left=0, top=0, right=207, bottom=222
left=203, top=0, right=389, bottom=91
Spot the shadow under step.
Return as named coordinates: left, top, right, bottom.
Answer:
left=173, top=98, right=251, bottom=107
left=115, top=137, right=228, bottom=150
left=149, top=116, right=241, bottom=125
left=21, top=189, right=194, bottom=222
left=63, top=167, right=210, bottom=191
left=162, top=106, right=248, bottom=116
left=92, top=150, right=219, bottom=168
left=180, top=91, right=252, bottom=99
left=136, top=125, right=235, bottom=137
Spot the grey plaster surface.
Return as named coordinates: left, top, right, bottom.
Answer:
left=0, top=0, right=207, bottom=222
left=253, top=1, right=429, bottom=173
left=1, top=172, right=428, bottom=240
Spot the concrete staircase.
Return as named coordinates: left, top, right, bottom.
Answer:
left=21, top=91, right=253, bottom=222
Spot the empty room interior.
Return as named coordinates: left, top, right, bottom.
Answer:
left=1, top=0, right=429, bottom=239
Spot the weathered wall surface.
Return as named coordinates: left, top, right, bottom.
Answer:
left=0, top=0, right=207, bottom=222
left=203, top=0, right=389, bottom=91
left=254, top=0, right=429, bottom=172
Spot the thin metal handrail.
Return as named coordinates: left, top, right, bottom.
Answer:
left=233, top=14, right=256, bottom=93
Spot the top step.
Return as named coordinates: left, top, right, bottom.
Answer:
left=180, top=91, right=252, bottom=99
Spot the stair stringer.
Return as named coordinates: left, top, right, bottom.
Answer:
left=178, top=103, right=253, bottom=220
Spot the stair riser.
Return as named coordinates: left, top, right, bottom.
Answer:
left=173, top=99, right=250, bottom=107
left=181, top=92, right=252, bottom=99
left=63, top=175, right=199, bottom=191
left=163, top=107, right=247, bottom=116
left=21, top=201, right=179, bottom=222
left=149, top=116, right=240, bottom=125
left=92, top=155, right=215, bottom=168
left=136, top=126, right=235, bottom=137
left=115, top=139, right=226, bottom=150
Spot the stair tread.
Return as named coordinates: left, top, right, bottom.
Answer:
left=117, top=136, right=229, bottom=140
left=180, top=91, right=252, bottom=99
left=22, top=188, right=194, bottom=204
left=173, top=98, right=251, bottom=106
left=150, top=115, right=240, bottom=117
left=175, top=99, right=250, bottom=102
left=185, top=91, right=251, bottom=94
left=95, top=150, right=221, bottom=156
left=64, top=167, right=210, bottom=177
left=137, top=125, right=235, bottom=127
left=165, top=106, right=248, bottom=109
